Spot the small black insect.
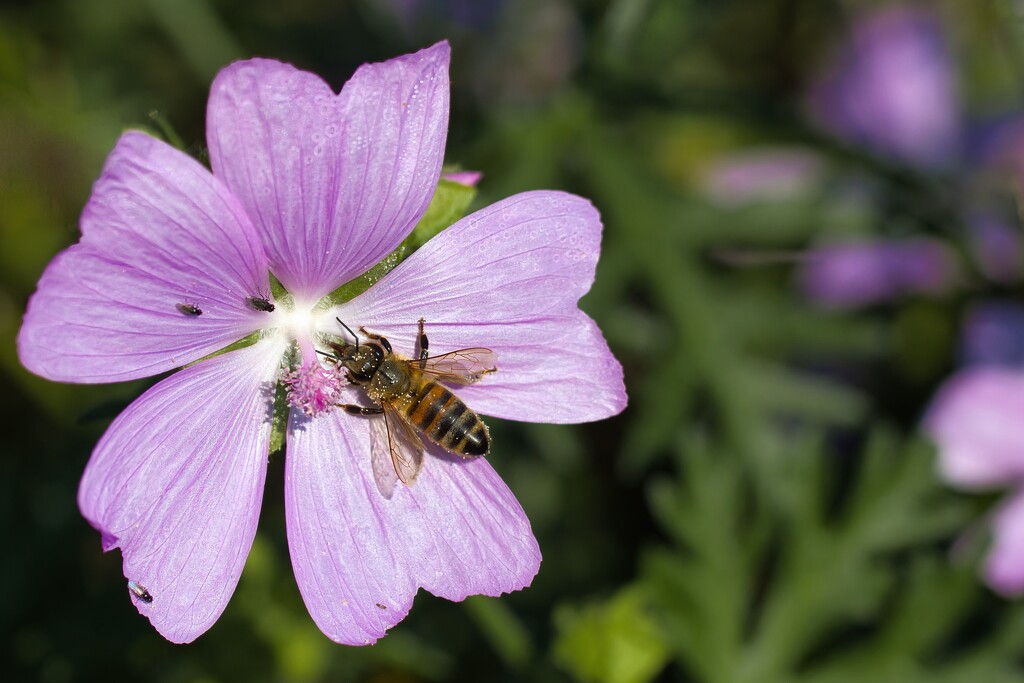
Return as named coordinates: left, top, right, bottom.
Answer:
left=375, top=603, right=387, bottom=610
left=246, top=295, right=275, bottom=312
left=127, top=580, right=154, bottom=604
left=175, top=303, right=203, bottom=316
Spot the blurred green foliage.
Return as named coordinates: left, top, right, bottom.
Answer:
left=5, top=0, right=1024, bottom=682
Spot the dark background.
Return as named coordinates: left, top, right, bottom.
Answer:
left=4, top=1, right=1024, bottom=682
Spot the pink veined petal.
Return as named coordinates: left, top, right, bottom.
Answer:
left=332, top=190, right=627, bottom=423
left=923, top=368, right=1024, bottom=489
left=78, top=339, right=285, bottom=643
left=18, top=131, right=273, bottom=383
left=286, top=405, right=540, bottom=645
left=985, top=490, right=1024, bottom=597
left=207, top=42, right=450, bottom=300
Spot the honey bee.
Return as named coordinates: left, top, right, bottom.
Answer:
left=326, top=318, right=496, bottom=496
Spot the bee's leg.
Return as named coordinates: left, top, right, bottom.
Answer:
left=340, top=404, right=384, bottom=416
left=358, top=327, right=393, bottom=354
left=417, top=317, right=429, bottom=369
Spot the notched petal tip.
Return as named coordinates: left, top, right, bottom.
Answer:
left=76, top=344, right=282, bottom=644
left=106, top=129, right=169, bottom=163
left=371, top=40, right=450, bottom=76
left=207, top=42, right=451, bottom=299
left=288, top=413, right=541, bottom=645
left=95, top=527, right=119, bottom=553
left=336, top=189, right=625, bottom=423
left=19, top=128, right=272, bottom=383
left=412, top=39, right=450, bottom=67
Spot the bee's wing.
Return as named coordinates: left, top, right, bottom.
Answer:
left=368, top=416, right=398, bottom=498
left=368, top=403, right=425, bottom=497
left=419, top=348, right=498, bottom=385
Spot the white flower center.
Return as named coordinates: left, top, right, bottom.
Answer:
left=270, top=296, right=347, bottom=417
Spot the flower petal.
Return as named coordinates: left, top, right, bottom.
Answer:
left=286, top=407, right=539, bottom=645
left=986, top=490, right=1024, bottom=596
left=207, top=42, right=450, bottom=299
left=332, top=190, right=627, bottom=423
left=18, top=132, right=273, bottom=383
left=923, top=368, right=1024, bottom=488
left=78, top=339, right=285, bottom=643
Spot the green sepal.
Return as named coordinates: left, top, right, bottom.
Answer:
left=268, top=272, right=288, bottom=301
left=267, top=341, right=301, bottom=456
left=268, top=378, right=290, bottom=457
left=403, top=176, right=478, bottom=251
left=183, top=330, right=263, bottom=368
left=322, top=178, right=476, bottom=306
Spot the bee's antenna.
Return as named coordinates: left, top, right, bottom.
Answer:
left=315, top=349, right=337, bottom=360
left=336, top=317, right=359, bottom=349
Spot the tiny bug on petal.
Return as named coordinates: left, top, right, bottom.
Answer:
left=175, top=303, right=203, bottom=316
left=246, top=295, right=275, bottom=312
left=128, top=580, right=154, bottom=604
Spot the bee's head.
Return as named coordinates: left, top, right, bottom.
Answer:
left=326, top=340, right=384, bottom=384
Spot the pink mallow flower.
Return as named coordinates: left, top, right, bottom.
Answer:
left=925, top=370, right=1024, bottom=596
left=17, top=43, right=626, bottom=644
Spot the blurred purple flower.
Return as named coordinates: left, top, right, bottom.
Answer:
left=699, top=147, right=824, bottom=208
left=764, top=5, right=1024, bottom=308
left=799, top=238, right=959, bottom=309
left=797, top=215, right=1021, bottom=308
left=380, top=0, right=503, bottom=34
left=970, top=115, right=1024, bottom=179
left=958, top=302, right=1024, bottom=368
left=811, top=12, right=1024, bottom=594
left=795, top=8, right=1023, bottom=304
left=924, top=370, right=1024, bottom=595
left=969, top=215, right=1024, bottom=284
left=807, top=6, right=960, bottom=168
left=17, top=43, right=626, bottom=644
left=926, top=300, right=1024, bottom=595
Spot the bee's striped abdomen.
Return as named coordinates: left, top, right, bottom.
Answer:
left=406, top=381, right=490, bottom=456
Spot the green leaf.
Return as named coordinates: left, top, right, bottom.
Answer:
left=553, top=586, right=670, bottom=683
left=324, top=178, right=477, bottom=305
left=743, top=360, right=869, bottom=426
